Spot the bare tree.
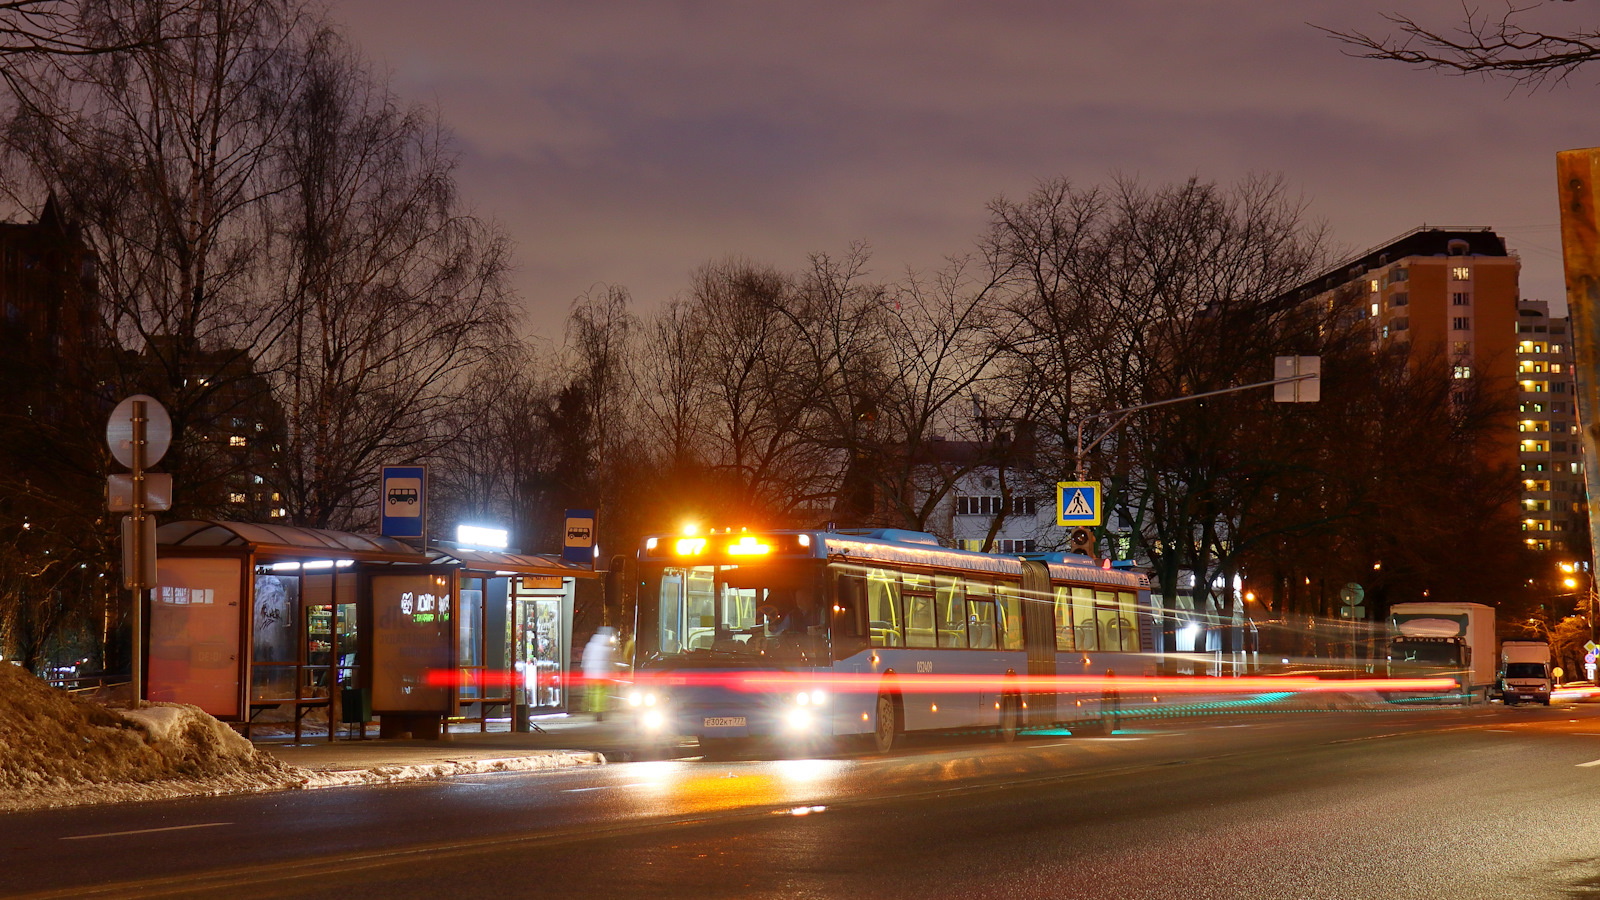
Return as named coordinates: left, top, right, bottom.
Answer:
left=0, top=0, right=190, bottom=57
left=1, top=0, right=316, bottom=517
left=1323, top=3, right=1600, bottom=88
left=268, top=25, right=514, bottom=530
left=990, top=175, right=1329, bottom=652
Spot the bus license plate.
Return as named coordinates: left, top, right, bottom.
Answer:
left=703, top=716, right=746, bottom=728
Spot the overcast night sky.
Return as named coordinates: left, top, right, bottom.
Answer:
left=332, top=1, right=1599, bottom=339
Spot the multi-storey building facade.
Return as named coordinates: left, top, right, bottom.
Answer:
left=1513, top=301, right=1585, bottom=551
left=1286, top=226, right=1591, bottom=555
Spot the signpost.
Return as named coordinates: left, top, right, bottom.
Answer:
left=106, top=394, right=172, bottom=704
left=380, top=466, right=427, bottom=540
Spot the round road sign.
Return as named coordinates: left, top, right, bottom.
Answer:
left=106, top=394, right=172, bottom=468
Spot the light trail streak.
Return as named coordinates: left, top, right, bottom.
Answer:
left=424, top=669, right=1455, bottom=694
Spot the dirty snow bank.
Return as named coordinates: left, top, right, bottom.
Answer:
left=304, top=752, right=606, bottom=787
left=0, top=663, right=302, bottom=812
left=0, top=665, right=606, bottom=812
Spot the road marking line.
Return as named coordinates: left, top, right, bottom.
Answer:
left=62, top=822, right=232, bottom=841
left=1578, top=759, right=1600, bottom=768
left=1484, top=729, right=1515, bottom=733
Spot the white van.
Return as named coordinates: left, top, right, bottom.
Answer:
left=1500, top=641, right=1552, bottom=706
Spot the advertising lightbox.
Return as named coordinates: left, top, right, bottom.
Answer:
left=370, top=571, right=454, bottom=712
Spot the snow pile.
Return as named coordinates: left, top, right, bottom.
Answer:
left=0, top=663, right=302, bottom=811
left=304, top=751, right=606, bottom=787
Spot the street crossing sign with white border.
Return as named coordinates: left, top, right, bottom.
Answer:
left=1056, top=481, right=1102, bottom=527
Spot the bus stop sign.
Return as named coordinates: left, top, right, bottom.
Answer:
left=381, top=466, right=427, bottom=538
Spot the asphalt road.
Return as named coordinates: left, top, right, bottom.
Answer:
left=6, top=703, right=1600, bottom=899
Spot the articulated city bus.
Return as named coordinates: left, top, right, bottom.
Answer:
left=628, top=527, right=1159, bottom=753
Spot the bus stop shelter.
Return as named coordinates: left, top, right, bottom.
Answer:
left=148, top=520, right=596, bottom=742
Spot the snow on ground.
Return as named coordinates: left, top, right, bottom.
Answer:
left=302, top=752, right=606, bottom=787
left=0, top=663, right=304, bottom=812
left=0, top=664, right=603, bottom=813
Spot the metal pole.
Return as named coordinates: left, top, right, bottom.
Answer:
left=1073, top=372, right=1318, bottom=479
left=131, top=400, right=146, bottom=704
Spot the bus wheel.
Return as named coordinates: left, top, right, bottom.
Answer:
left=874, top=692, right=900, bottom=753
left=998, top=694, right=1019, bottom=743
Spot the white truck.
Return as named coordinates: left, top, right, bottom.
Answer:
left=1499, top=641, right=1553, bottom=706
left=1388, top=602, right=1497, bottom=703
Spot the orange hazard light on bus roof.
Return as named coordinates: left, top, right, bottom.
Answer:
left=727, top=535, right=771, bottom=556
left=675, top=537, right=707, bottom=555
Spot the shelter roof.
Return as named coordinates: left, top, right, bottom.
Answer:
left=157, top=520, right=424, bottom=563
left=428, top=544, right=600, bottom=578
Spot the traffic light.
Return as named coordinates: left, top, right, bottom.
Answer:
left=1068, top=527, right=1096, bottom=558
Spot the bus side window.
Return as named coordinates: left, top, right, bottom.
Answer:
left=1072, top=587, right=1097, bottom=651
left=1053, top=586, right=1074, bottom=651
left=967, top=598, right=996, bottom=650
left=935, top=576, right=967, bottom=649
left=903, top=574, right=936, bottom=648
left=1095, top=591, right=1126, bottom=652
left=1117, top=591, right=1140, bottom=652
left=867, top=569, right=902, bottom=648
left=997, top=583, right=1024, bottom=651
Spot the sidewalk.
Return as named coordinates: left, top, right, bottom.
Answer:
left=257, top=715, right=642, bottom=784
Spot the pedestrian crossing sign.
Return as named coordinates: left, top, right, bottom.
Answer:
left=1056, top=481, right=1102, bottom=527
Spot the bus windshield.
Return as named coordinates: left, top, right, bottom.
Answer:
left=651, top=562, right=827, bottom=665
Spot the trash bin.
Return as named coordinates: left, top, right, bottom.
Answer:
left=341, top=687, right=372, bottom=724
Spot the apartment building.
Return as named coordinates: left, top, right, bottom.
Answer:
left=1284, top=226, right=1597, bottom=554
left=1513, top=301, right=1586, bottom=552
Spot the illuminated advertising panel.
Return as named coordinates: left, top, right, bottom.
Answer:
left=371, top=572, right=453, bottom=712
left=149, top=557, right=243, bottom=717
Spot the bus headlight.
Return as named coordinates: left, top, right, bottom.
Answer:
left=629, top=691, right=659, bottom=707
left=786, top=708, right=812, bottom=731
left=795, top=691, right=809, bottom=706
left=642, top=709, right=665, bottom=730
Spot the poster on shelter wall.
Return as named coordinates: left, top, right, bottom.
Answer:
left=149, top=557, right=242, bottom=718
left=252, top=573, right=300, bottom=663
left=370, top=572, right=453, bottom=712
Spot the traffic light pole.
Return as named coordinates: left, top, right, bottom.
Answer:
left=1072, top=371, right=1320, bottom=479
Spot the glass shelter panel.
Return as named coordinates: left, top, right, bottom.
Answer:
left=252, top=570, right=301, bottom=701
